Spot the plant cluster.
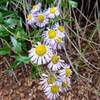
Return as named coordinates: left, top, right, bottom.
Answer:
left=27, top=2, right=72, bottom=100
left=1, top=0, right=100, bottom=99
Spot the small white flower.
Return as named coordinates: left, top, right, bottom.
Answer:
left=47, top=54, right=64, bottom=71
left=53, top=23, right=65, bottom=38
left=40, top=73, right=57, bottom=89
left=31, top=3, right=41, bottom=13
left=59, top=64, right=72, bottom=78
left=59, top=77, right=71, bottom=93
left=29, top=42, right=52, bottom=65
left=44, top=82, right=61, bottom=100
left=34, top=12, right=48, bottom=27
left=51, top=36, right=65, bottom=50
left=43, top=29, right=58, bottom=46
left=45, top=7, right=60, bottom=18
left=27, top=13, right=34, bottom=25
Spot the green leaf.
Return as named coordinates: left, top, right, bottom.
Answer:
left=0, top=0, right=9, bottom=4
left=0, top=25, right=9, bottom=37
left=15, top=55, right=30, bottom=64
left=11, top=36, right=22, bottom=53
left=11, top=60, right=21, bottom=69
left=96, top=23, right=100, bottom=29
left=69, top=0, right=78, bottom=8
left=0, top=12, right=3, bottom=23
left=49, top=16, right=60, bottom=26
left=32, top=65, right=39, bottom=75
left=33, top=33, right=42, bottom=42
left=15, top=28, right=27, bottom=39
left=28, top=64, right=40, bottom=80
left=4, top=18, right=17, bottom=28
left=46, top=0, right=53, bottom=4
left=1, top=9, right=16, bottom=18
left=61, top=0, right=68, bottom=8
left=0, top=47, right=10, bottom=55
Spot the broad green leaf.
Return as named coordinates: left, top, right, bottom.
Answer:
left=4, top=18, right=17, bottom=28
left=0, top=47, right=10, bottom=55
left=69, top=0, right=78, bottom=8
left=15, top=55, right=30, bottom=64
left=11, top=36, right=22, bottom=53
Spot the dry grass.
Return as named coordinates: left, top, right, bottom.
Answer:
left=61, top=0, right=100, bottom=99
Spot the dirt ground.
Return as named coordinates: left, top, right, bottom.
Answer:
left=0, top=56, right=99, bottom=100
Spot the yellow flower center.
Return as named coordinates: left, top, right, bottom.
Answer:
left=58, top=26, right=65, bottom=32
left=47, top=75, right=56, bottom=84
left=56, top=37, right=62, bottom=43
left=48, top=29, right=56, bottom=39
left=32, top=5, right=38, bottom=10
left=27, top=14, right=33, bottom=20
left=51, top=85, right=59, bottom=94
left=65, top=67, right=72, bottom=77
left=37, top=14, right=44, bottom=23
left=50, top=7, right=56, bottom=14
left=51, top=55, right=60, bottom=64
left=62, top=80, right=68, bottom=88
left=35, top=45, right=47, bottom=56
